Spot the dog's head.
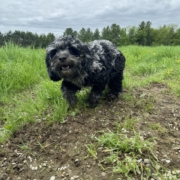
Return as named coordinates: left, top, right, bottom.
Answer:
left=45, top=36, right=89, bottom=81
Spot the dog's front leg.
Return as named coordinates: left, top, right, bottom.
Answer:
left=88, top=85, right=105, bottom=108
left=61, top=81, right=81, bottom=107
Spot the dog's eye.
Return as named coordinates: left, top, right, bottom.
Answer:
left=49, top=49, right=57, bottom=58
left=69, top=47, right=80, bottom=56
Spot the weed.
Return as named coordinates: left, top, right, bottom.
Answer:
left=90, top=128, right=165, bottom=179
left=97, top=129, right=155, bottom=154
left=122, top=118, right=139, bottom=130
left=36, top=141, right=52, bottom=150
left=17, top=144, right=31, bottom=151
left=85, top=143, right=97, bottom=159
left=148, top=123, right=166, bottom=133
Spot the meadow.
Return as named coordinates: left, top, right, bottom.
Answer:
left=0, top=43, right=180, bottom=179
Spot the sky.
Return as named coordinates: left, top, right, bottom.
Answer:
left=0, top=0, right=180, bottom=35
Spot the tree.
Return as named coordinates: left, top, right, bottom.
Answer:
left=11, top=30, right=22, bottom=45
left=78, top=28, right=93, bottom=42
left=4, top=31, right=13, bottom=42
left=86, top=28, right=93, bottom=42
left=0, top=32, right=4, bottom=46
left=1, top=22, right=180, bottom=47
left=136, top=21, right=153, bottom=46
left=63, top=28, right=77, bottom=37
left=127, top=26, right=138, bottom=45
left=154, top=25, right=176, bottom=45
left=136, top=21, right=146, bottom=45
left=101, top=26, right=111, bottom=40
left=78, top=28, right=87, bottom=42
left=119, top=28, right=128, bottom=46
left=145, top=21, right=153, bottom=46
left=93, top=28, right=101, bottom=40
left=101, top=24, right=121, bottom=46
left=173, top=28, right=180, bottom=45
left=110, top=24, right=121, bottom=46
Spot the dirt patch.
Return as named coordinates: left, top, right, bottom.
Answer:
left=0, top=83, right=180, bottom=180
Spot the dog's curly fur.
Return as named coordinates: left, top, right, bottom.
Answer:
left=45, top=36, right=126, bottom=107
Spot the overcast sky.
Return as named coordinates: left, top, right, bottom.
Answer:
left=0, top=0, right=180, bottom=35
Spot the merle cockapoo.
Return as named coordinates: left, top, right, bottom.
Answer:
left=45, top=36, right=126, bottom=107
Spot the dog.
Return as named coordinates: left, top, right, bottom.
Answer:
left=45, top=36, right=125, bottom=107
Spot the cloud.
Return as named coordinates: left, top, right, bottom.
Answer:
left=0, top=0, right=180, bottom=34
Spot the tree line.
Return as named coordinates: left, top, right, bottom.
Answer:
left=0, top=21, right=180, bottom=48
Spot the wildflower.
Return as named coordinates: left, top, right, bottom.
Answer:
left=167, top=70, right=171, bottom=75
left=167, top=68, right=173, bottom=75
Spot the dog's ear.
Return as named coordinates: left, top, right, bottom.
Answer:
left=81, top=44, right=91, bottom=55
left=45, top=53, right=61, bottom=81
left=49, top=49, right=57, bottom=59
left=79, top=44, right=93, bottom=68
left=68, top=45, right=81, bottom=57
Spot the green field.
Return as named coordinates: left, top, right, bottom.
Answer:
left=0, top=44, right=180, bottom=179
left=0, top=44, right=180, bottom=142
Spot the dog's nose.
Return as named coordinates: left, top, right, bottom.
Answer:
left=59, top=57, right=67, bottom=62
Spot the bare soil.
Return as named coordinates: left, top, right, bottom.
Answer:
left=0, top=83, right=180, bottom=180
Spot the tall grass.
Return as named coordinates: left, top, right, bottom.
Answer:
left=0, top=43, right=67, bottom=142
left=0, top=43, right=46, bottom=101
left=0, top=43, right=180, bottom=142
left=121, top=45, right=180, bottom=95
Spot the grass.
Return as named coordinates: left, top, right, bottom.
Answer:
left=121, top=45, right=180, bottom=95
left=0, top=43, right=46, bottom=99
left=0, top=43, right=180, bottom=178
left=85, top=143, right=98, bottom=159
left=148, top=122, right=166, bottom=133
left=87, top=123, right=167, bottom=179
left=0, top=43, right=69, bottom=142
left=1, top=44, right=180, bottom=142
left=96, top=129, right=155, bottom=154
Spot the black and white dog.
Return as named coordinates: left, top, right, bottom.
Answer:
left=45, top=36, right=125, bottom=107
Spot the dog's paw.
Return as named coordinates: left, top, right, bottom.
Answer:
left=106, top=93, right=118, bottom=101
left=87, top=94, right=99, bottom=108
left=66, top=95, right=77, bottom=108
left=88, top=101, right=98, bottom=108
